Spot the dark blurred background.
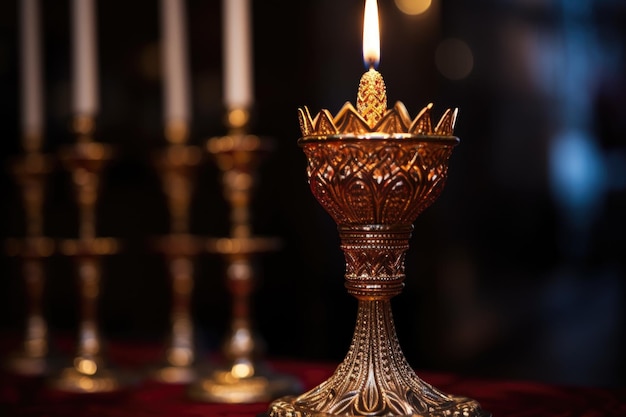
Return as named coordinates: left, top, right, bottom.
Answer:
left=0, top=0, right=625, bottom=388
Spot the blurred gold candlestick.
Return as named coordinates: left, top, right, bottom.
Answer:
left=4, top=152, right=54, bottom=376
left=150, top=124, right=203, bottom=384
left=47, top=115, right=125, bottom=393
left=188, top=108, right=301, bottom=403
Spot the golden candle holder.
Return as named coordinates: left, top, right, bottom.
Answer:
left=188, top=109, right=302, bottom=403
left=266, top=69, right=489, bottom=416
left=47, top=115, right=128, bottom=393
left=149, top=124, right=203, bottom=384
left=4, top=152, right=54, bottom=376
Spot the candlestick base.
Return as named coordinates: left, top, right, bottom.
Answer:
left=188, top=361, right=302, bottom=404
left=47, top=364, right=128, bottom=394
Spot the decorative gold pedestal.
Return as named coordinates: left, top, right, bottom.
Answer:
left=4, top=153, right=54, bottom=376
left=189, top=131, right=301, bottom=403
left=265, top=100, right=489, bottom=416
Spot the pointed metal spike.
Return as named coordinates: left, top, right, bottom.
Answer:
left=298, top=107, right=314, bottom=136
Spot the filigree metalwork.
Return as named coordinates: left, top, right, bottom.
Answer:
left=297, top=102, right=458, bottom=137
left=266, top=102, right=489, bottom=416
left=357, top=69, right=387, bottom=126
left=302, top=138, right=455, bottom=226
left=269, top=300, right=485, bottom=417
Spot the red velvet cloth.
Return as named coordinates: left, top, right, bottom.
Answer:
left=1, top=339, right=625, bottom=417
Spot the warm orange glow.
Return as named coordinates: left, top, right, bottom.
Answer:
left=363, top=0, right=380, bottom=68
left=395, top=0, right=431, bottom=16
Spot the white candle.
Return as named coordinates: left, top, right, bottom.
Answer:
left=20, top=0, right=44, bottom=151
left=160, top=0, right=191, bottom=126
left=222, top=0, right=253, bottom=110
left=71, top=0, right=99, bottom=116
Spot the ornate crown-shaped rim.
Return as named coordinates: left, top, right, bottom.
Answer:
left=298, top=101, right=458, bottom=138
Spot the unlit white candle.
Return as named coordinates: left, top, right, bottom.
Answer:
left=160, top=0, right=191, bottom=125
left=20, top=0, right=44, bottom=150
left=71, top=0, right=99, bottom=116
left=222, top=0, right=253, bottom=110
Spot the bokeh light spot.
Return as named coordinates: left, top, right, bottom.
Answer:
left=435, top=38, right=474, bottom=80
left=395, top=0, right=432, bottom=15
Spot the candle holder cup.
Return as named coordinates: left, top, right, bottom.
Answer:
left=265, top=101, right=489, bottom=417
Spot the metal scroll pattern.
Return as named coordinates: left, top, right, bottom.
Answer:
left=302, top=141, right=454, bottom=226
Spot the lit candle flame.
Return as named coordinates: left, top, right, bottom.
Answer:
left=363, top=0, right=380, bottom=69
left=358, top=0, right=386, bottom=127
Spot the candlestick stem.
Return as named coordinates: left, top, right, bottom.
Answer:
left=188, top=129, right=301, bottom=403
left=150, top=142, right=202, bottom=384
left=4, top=240, right=54, bottom=376
left=3, top=152, right=54, bottom=376
left=47, top=118, right=128, bottom=393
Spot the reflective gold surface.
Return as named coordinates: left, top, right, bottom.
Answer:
left=266, top=94, right=489, bottom=416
